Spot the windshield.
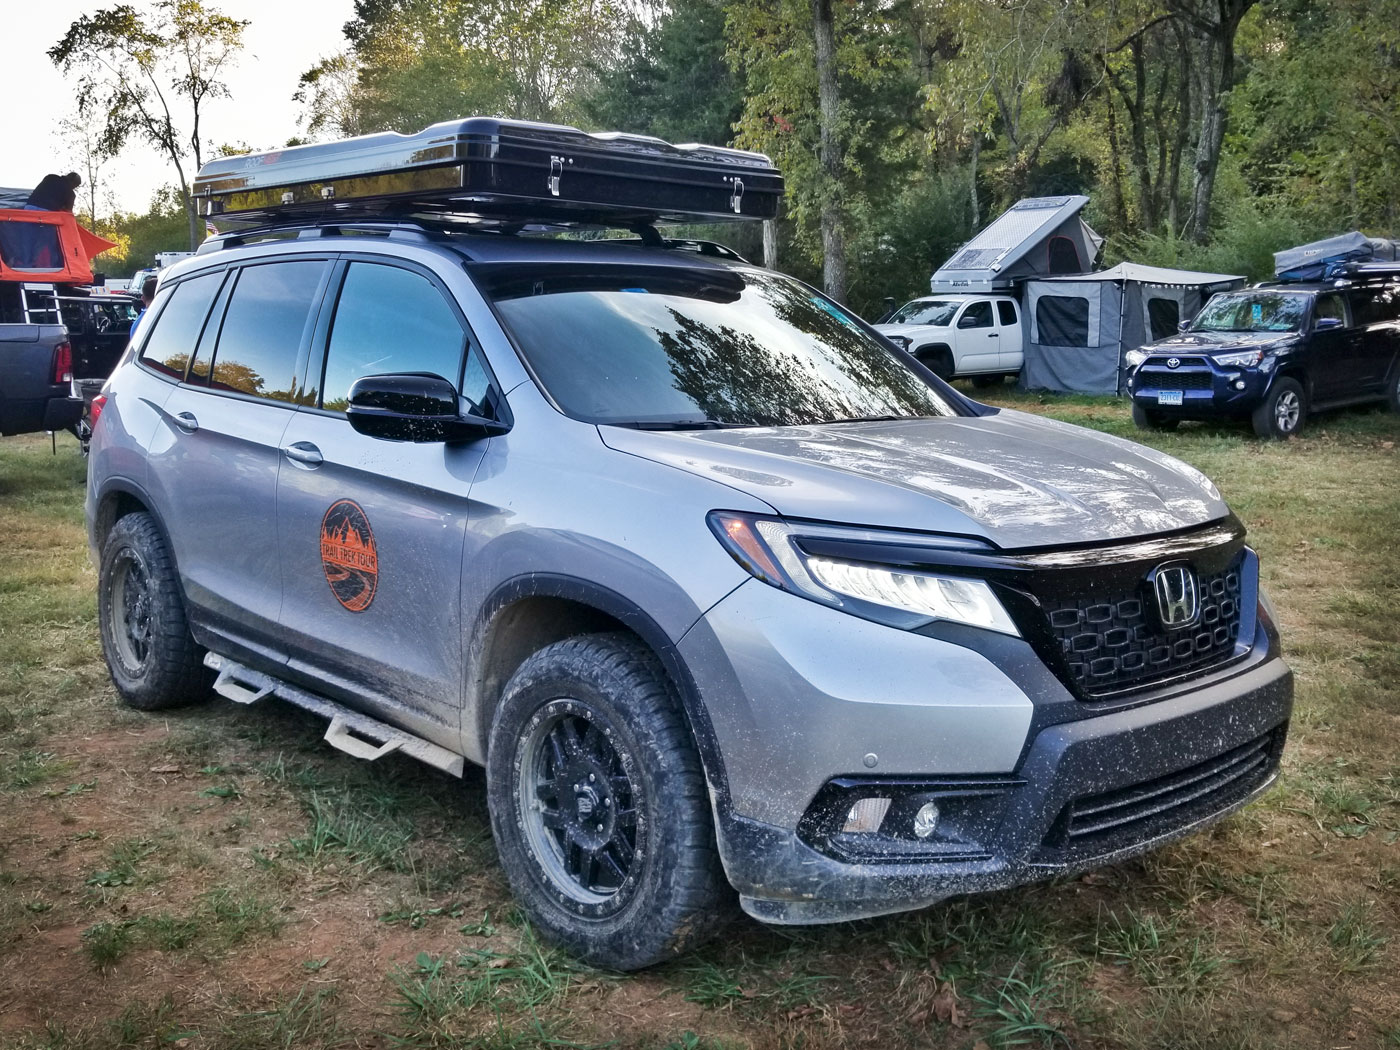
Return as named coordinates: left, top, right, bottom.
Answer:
left=1192, top=292, right=1311, bottom=333
left=887, top=299, right=959, bottom=326
left=480, top=265, right=956, bottom=428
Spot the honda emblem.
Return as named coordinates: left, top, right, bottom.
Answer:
left=1151, top=565, right=1199, bottom=629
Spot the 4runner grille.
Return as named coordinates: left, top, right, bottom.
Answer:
left=1140, top=368, right=1213, bottom=390
left=1045, top=554, right=1245, bottom=697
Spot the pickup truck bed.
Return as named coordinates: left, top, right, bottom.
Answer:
left=0, top=322, right=83, bottom=436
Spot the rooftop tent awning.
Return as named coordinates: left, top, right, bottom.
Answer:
left=1273, top=231, right=1400, bottom=280
left=930, top=195, right=1099, bottom=293
left=1035, top=261, right=1245, bottom=288
left=0, top=209, right=117, bottom=284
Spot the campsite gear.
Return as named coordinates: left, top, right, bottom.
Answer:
left=1273, top=232, right=1400, bottom=282
left=930, top=196, right=1103, bottom=293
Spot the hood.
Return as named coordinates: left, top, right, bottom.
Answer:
left=874, top=321, right=950, bottom=339
left=1148, top=330, right=1296, bottom=354
left=600, top=410, right=1227, bottom=549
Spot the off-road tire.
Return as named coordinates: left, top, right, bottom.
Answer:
left=1131, top=402, right=1180, bottom=431
left=970, top=373, right=1004, bottom=389
left=1387, top=365, right=1400, bottom=414
left=916, top=346, right=954, bottom=380
left=98, top=512, right=208, bottom=710
left=486, top=632, right=728, bottom=970
left=1252, top=377, right=1306, bottom=439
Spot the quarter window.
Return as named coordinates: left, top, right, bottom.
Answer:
left=209, top=261, right=326, bottom=402
left=319, top=263, right=467, bottom=412
left=137, top=271, right=224, bottom=380
left=996, top=300, right=1018, bottom=327
left=1036, top=296, right=1091, bottom=347
left=957, top=301, right=993, bottom=329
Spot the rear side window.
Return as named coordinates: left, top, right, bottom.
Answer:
left=1147, top=297, right=1180, bottom=341
left=1036, top=296, right=1090, bottom=347
left=208, top=261, right=326, bottom=402
left=996, top=300, right=1018, bottom=327
left=137, top=272, right=224, bottom=380
left=1350, top=288, right=1399, bottom=326
left=319, top=262, right=466, bottom=412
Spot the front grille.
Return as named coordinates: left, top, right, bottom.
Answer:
left=1049, top=728, right=1281, bottom=848
left=1140, top=368, right=1213, bottom=390
left=1045, top=556, right=1245, bottom=697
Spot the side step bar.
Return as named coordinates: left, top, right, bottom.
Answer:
left=204, top=653, right=465, bottom=777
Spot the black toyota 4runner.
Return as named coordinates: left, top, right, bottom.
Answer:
left=1126, top=272, right=1400, bottom=438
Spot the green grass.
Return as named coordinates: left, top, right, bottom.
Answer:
left=3, top=391, right=1400, bottom=1049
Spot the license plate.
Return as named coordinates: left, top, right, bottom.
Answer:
left=1157, top=390, right=1183, bottom=406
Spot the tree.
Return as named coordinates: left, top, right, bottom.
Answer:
left=50, top=0, right=248, bottom=250
left=810, top=0, right=847, bottom=302
left=294, top=54, right=365, bottom=141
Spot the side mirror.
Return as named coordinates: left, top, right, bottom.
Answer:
left=1177, top=320, right=1192, bottom=332
left=1313, top=316, right=1343, bottom=331
left=346, top=373, right=509, bottom=443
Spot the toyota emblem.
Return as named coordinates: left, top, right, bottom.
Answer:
left=1166, top=357, right=1181, bottom=369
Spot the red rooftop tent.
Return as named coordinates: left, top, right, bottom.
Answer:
left=0, top=209, right=118, bottom=284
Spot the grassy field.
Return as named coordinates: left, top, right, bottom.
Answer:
left=1, top=391, right=1397, bottom=1050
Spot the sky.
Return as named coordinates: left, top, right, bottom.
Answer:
left=10, top=0, right=356, bottom=215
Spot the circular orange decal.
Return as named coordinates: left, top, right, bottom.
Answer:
left=320, top=500, right=378, bottom=612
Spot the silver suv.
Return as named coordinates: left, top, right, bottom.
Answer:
left=86, top=222, right=1293, bottom=969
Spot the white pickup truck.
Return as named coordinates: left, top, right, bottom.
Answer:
left=874, top=293, right=1023, bottom=386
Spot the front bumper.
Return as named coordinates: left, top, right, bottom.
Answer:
left=721, top=654, right=1291, bottom=923
left=1128, top=355, right=1271, bottom=419
left=683, top=578, right=1292, bottom=924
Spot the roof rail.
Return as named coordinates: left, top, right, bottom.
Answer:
left=196, top=218, right=460, bottom=255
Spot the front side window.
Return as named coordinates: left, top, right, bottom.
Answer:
left=1193, top=292, right=1310, bottom=333
left=1313, top=294, right=1347, bottom=328
left=1036, top=296, right=1090, bottom=346
left=208, top=261, right=326, bottom=402
left=887, top=299, right=959, bottom=326
left=479, top=266, right=955, bottom=427
left=319, top=262, right=467, bottom=411
left=137, top=271, right=224, bottom=380
left=957, top=301, right=993, bottom=329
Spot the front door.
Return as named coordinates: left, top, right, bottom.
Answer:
left=275, top=259, right=493, bottom=741
left=1308, top=293, right=1365, bottom=402
left=955, top=300, right=1000, bottom=373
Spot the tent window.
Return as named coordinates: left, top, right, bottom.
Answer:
left=1036, top=296, right=1090, bottom=346
left=0, top=221, right=64, bottom=271
left=1147, top=297, right=1180, bottom=340
left=1047, top=236, right=1080, bottom=275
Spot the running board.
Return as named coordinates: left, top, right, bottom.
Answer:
left=204, top=653, right=465, bottom=777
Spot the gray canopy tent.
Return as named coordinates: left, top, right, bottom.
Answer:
left=930, top=195, right=1102, bottom=292
left=1021, top=262, right=1245, bottom=394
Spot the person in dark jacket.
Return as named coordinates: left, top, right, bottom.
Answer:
left=26, top=173, right=82, bottom=212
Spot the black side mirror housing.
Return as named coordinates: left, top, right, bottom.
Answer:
left=346, top=373, right=509, bottom=443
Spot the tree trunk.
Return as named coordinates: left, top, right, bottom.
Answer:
left=968, top=133, right=981, bottom=230
left=763, top=218, right=779, bottom=270
left=1185, top=0, right=1252, bottom=243
left=812, top=0, right=847, bottom=302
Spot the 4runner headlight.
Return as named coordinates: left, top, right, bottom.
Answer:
left=1212, top=348, right=1264, bottom=368
left=708, top=512, right=1020, bottom=635
left=1124, top=348, right=1150, bottom=369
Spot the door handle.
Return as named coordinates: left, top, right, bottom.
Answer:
left=988, top=332, right=999, bottom=337
left=173, top=411, right=198, bottom=432
left=282, top=441, right=323, bottom=466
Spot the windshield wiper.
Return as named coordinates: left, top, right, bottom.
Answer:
left=824, top=414, right=917, bottom=424
left=613, top=419, right=751, bottom=431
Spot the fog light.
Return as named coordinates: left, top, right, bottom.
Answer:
left=843, top=797, right=891, bottom=833
left=1234, top=380, right=1246, bottom=390
left=913, top=802, right=941, bottom=839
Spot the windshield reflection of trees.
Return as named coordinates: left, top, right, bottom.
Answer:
left=1198, top=294, right=1307, bottom=332
left=658, top=275, right=948, bottom=427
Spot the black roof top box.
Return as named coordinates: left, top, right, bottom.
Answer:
left=193, top=118, right=783, bottom=229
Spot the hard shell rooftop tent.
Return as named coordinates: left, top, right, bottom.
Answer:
left=1273, top=231, right=1399, bottom=281
left=930, top=195, right=1103, bottom=293
left=1021, top=262, right=1245, bottom=395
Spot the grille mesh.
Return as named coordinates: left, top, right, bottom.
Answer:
left=1139, top=369, right=1213, bottom=390
left=1046, top=557, right=1244, bottom=696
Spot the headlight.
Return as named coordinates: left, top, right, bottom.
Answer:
left=1124, top=348, right=1150, bottom=368
left=708, top=512, right=1020, bottom=635
left=886, top=334, right=911, bottom=351
left=1212, top=348, right=1264, bottom=368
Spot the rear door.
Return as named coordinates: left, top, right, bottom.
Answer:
left=1347, top=288, right=1400, bottom=393
left=274, top=257, right=496, bottom=740
left=953, top=299, right=999, bottom=373
left=147, top=257, right=332, bottom=663
left=995, top=299, right=1023, bottom=372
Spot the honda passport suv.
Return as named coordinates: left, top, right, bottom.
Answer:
left=86, top=129, right=1291, bottom=971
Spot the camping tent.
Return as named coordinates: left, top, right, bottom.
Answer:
left=1273, top=231, right=1400, bottom=281
left=930, top=196, right=1102, bottom=292
left=1021, top=262, right=1245, bottom=394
